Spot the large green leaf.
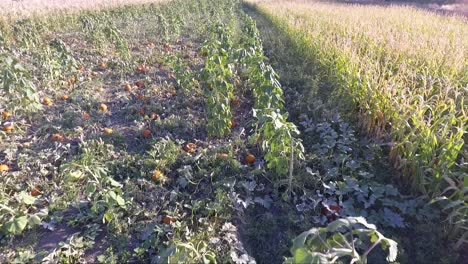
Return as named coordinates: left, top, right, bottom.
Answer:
left=4, top=216, right=28, bottom=234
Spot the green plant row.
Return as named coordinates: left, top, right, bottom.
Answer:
left=248, top=0, right=467, bottom=249
left=201, top=23, right=236, bottom=137
left=237, top=15, right=304, bottom=180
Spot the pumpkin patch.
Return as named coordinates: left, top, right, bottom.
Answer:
left=0, top=0, right=460, bottom=263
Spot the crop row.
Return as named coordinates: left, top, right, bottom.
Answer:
left=248, top=0, right=467, bottom=249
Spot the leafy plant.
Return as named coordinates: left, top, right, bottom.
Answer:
left=160, top=241, right=217, bottom=264
left=200, top=24, right=235, bottom=137
left=168, top=54, right=197, bottom=94
left=238, top=15, right=304, bottom=180
left=285, top=217, right=398, bottom=264
left=50, top=38, right=78, bottom=74
left=0, top=54, right=42, bottom=115
left=60, top=140, right=127, bottom=227
left=0, top=191, right=48, bottom=236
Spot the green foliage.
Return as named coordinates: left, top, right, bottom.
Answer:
left=160, top=241, right=217, bottom=264
left=251, top=0, right=467, bottom=249
left=34, top=38, right=78, bottom=85
left=285, top=217, right=397, bottom=264
left=50, top=38, right=78, bottom=73
left=201, top=24, right=235, bottom=137
left=168, top=54, right=197, bottom=94
left=0, top=0, right=463, bottom=262
left=0, top=54, right=42, bottom=115
left=79, top=13, right=130, bottom=62
left=0, top=191, right=47, bottom=236
left=238, top=15, right=304, bottom=179
left=60, top=140, right=127, bottom=227
left=11, top=19, right=45, bottom=48
left=255, top=109, right=303, bottom=176
left=145, top=137, right=182, bottom=172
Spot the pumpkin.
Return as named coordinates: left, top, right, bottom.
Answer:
left=98, top=61, right=107, bottom=69
left=2, top=111, right=11, bottom=119
left=60, top=95, right=69, bottom=101
left=151, top=170, right=163, bottom=181
left=31, top=187, right=41, bottom=197
left=183, top=143, right=196, bottom=154
left=51, top=133, right=64, bottom=142
left=43, top=98, right=53, bottom=106
left=99, top=103, right=108, bottom=112
left=137, top=64, right=147, bottom=73
left=230, top=119, right=236, bottom=129
left=245, top=154, right=255, bottom=165
left=135, top=81, right=145, bottom=88
left=0, top=164, right=9, bottom=172
left=142, top=129, right=152, bottom=138
left=150, top=112, right=160, bottom=120
left=124, top=84, right=132, bottom=92
left=162, top=215, right=176, bottom=224
left=103, top=128, right=113, bottom=134
left=231, top=98, right=240, bottom=106
left=219, top=153, right=229, bottom=159
left=321, top=204, right=342, bottom=221
left=3, top=124, right=14, bottom=133
left=82, top=112, right=91, bottom=119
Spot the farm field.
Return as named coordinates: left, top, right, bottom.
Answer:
left=0, top=0, right=466, bottom=263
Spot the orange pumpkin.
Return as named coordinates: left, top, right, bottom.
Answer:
left=99, top=103, right=108, bottom=112
left=60, top=95, right=69, bottom=101
left=151, top=170, right=163, bottom=181
left=150, top=112, right=160, bottom=120
left=103, top=128, right=113, bottom=134
left=2, top=111, right=11, bottom=119
left=31, top=187, right=41, bottom=197
left=230, top=119, right=237, bottom=129
left=0, top=164, right=9, bottom=172
left=43, top=98, right=53, bottom=106
left=137, top=64, right=147, bottom=73
left=3, top=125, right=14, bottom=133
left=245, top=154, right=256, bottom=165
left=142, top=129, right=152, bottom=138
left=183, top=143, right=196, bottom=154
left=231, top=98, right=240, bottom=106
left=162, top=215, right=176, bottom=224
left=124, top=84, right=132, bottom=92
left=98, top=61, right=107, bottom=69
left=51, top=133, right=64, bottom=142
left=135, top=81, right=145, bottom=88
left=82, top=112, right=91, bottom=119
